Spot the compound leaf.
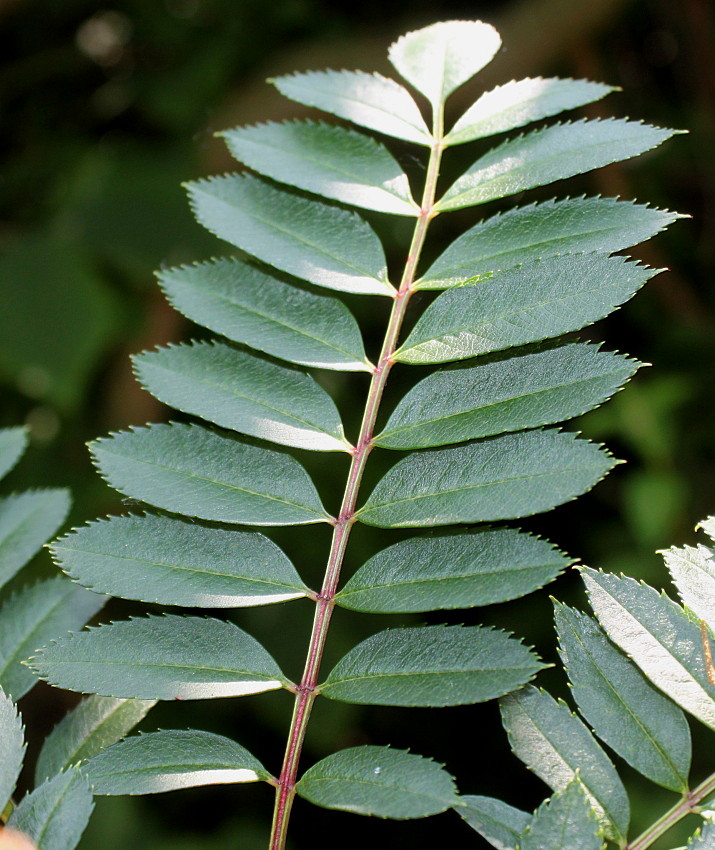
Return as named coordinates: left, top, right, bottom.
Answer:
left=500, top=686, right=629, bottom=843
left=222, top=120, right=418, bottom=215
left=458, top=795, right=531, bottom=850
left=436, top=119, right=678, bottom=211
left=336, top=528, right=570, bottom=613
left=187, top=174, right=393, bottom=296
left=321, top=625, right=544, bottom=706
left=35, top=695, right=156, bottom=784
left=158, top=259, right=371, bottom=372
left=0, top=488, right=71, bottom=591
left=29, top=614, right=288, bottom=700
left=295, top=746, right=458, bottom=818
left=52, top=513, right=309, bottom=608
left=444, top=77, right=615, bottom=146
left=0, top=687, right=24, bottom=813
left=0, top=428, right=27, bottom=482
left=396, top=254, right=655, bottom=365
left=376, top=344, right=638, bottom=449
left=90, top=423, right=330, bottom=527
left=83, top=729, right=270, bottom=795
left=555, top=602, right=691, bottom=792
left=520, top=780, right=604, bottom=850
left=358, top=430, right=615, bottom=529
left=133, top=342, right=350, bottom=453
left=663, top=543, right=715, bottom=626
left=687, top=820, right=715, bottom=848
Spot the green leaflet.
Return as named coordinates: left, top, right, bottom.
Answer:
left=663, top=542, right=715, bottom=626
left=90, top=423, right=330, bottom=527
left=0, top=578, right=105, bottom=701
left=158, top=259, right=371, bottom=372
left=444, top=77, right=615, bottom=146
left=520, top=781, right=604, bottom=850
left=336, top=529, right=570, bottom=613
left=272, top=69, right=433, bottom=146
left=35, top=694, right=156, bottom=784
left=321, top=625, right=544, bottom=707
left=29, top=614, right=288, bottom=700
left=415, top=197, right=678, bottom=290
left=687, top=820, right=715, bottom=848
left=458, top=795, right=531, bottom=850
left=52, top=513, right=309, bottom=608
left=186, top=173, right=393, bottom=296
left=388, top=20, right=501, bottom=109
left=500, top=686, right=629, bottom=843
left=555, top=602, right=691, bottom=792
left=0, top=488, right=71, bottom=591
left=436, top=119, right=678, bottom=211
left=396, top=254, right=655, bottom=365
left=83, top=729, right=270, bottom=795
left=222, top=120, right=418, bottom=215
left=0, top=687, right=25, bottom=813
left=0, top=427, right=27, bottom=482
left=7, top=768, right=93, bottom=850
left=582, top=568, right=715, bottom=730
left=133, top=342, right=350, bottom=453
left=375, top=344, right=638, bottom=449
left=358, top=430, right=615, bottom=529
left=295, top=746, right=459, bottom=818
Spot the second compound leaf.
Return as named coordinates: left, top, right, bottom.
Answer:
left=520, top=780, right=604, bottom=850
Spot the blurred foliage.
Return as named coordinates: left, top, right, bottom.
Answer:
left=1, top=0, right=714, bottom=848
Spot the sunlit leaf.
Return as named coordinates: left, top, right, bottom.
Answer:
left=663, top=543, right=715, bottom=626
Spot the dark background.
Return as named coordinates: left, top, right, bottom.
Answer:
left=1, top=0, right=714, bottom=847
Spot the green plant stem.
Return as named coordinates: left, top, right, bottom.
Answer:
left=268, top=109, right=445, bottom=850
left=626, top=771, right=715, bottom=850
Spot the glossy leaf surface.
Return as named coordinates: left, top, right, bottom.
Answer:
left=187, top=174, right=393, bottom=296
left=272, top=70, right=432, bottom=145
left=222, top=121, right=418, bottom=215
left=158, top=259, right=371, bottom=372
left=84, top=730, right=269, bottom=794
left=90, top=423, right=330, bottom=527
left=0, top=488, right=70, bottom=591
left=52, top=513, right=309, bottom=608
left=29, top=615, right=288, bottom=700
left=663, top=543, right=715, bottom=626
left=0, top=688, right=24, bottom=813
left=35, top=695, right=156, bottom=784
left=295, top=746, right=458, bottom=818
left=359, top=430, right=615, bottom=528
left=336, top=529, right=569, bottom=613
left=437, top=119, right=677, bottom=211
left=556, top=602, right=691, bottom=792
left=416, top=197, right=677, bottom=290
left=376, top=344, right=638, bottom=449
left=321, top=625, right=544, bottom=706
left=458, top=795, right=530, bottom=850
left=0, top=428, right=27, bottom=482
left=520, top=781, right=603, bottom=850
left=133, top=342, right=349, bottom=452
left=396, top=254, right=655, bottom=365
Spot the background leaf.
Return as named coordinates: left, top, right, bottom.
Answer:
left=0, top=428, right=27, bottom=482
left=663, top=543, right=715, bottom=625
left=0, top=688, right=25, bottom=814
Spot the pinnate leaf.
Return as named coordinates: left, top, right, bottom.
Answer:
left=388, top=20, right=501, bottom=108
left=295, top=746, right=458, bottom=818
left=396, top=254, right=655, bottom=365
left=29, top=614, right=288, bottom=700
left=663, top=542, right=715, bottom=626
left=83, top=729, right=270, bottom=795
left=0, top=428, right=27, bottom=482
left=158, top=259, right=371, bottom=372
left=520, top=780, right=604, bottom=850
left=687, top=819, right=715, bottom=848
left=583, top=568, right=715, bottom=730
left=7, top=769, right=93, bottom=850
left=458, top=795, right=530, bottom=850
left=336, top=528, right=569, bottom=613
left=437, top=119, right=678, bottom=211
left=52, top=513, right=309, bottom=608
left=272, top=70, right=432, bottom=145
left=444, top=77, right=615, bottom=145
left=0, top=688, right=24, bottom=813
left=0, top=578, right=104, bottom=701
left=555, top=602, right=691, bottom=792
left=90, top=423, right=330, bottom=527
left=358, top=430, right=615, bottom=529
left=187, top=174, right=393, bottom=296
left=35, top=695, right=155, bottom=784
left=222, top=121, right=418, bottom=215
left=415, top=196, right=678, bottom=290
left=321, top=625, right=544, bottom=706
left=376, top=344, right=638, bottom=449
left=0, top=489, right=70, bottom=591
left=133, top=342, right=350, bottom=452
left=500, top=686, right=629, bottom=843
